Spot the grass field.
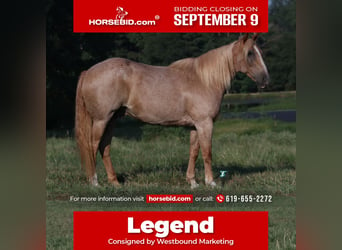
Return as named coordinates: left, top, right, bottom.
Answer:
left=221, top=91, right=296, bottom=112
left=46, top=91, right=296, bottom=249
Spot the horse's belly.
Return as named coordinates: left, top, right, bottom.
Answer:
left=125, top=99, right=193, bottom=126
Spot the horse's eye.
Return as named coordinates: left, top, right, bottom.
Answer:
left=248, top=51, right=253, bottom=57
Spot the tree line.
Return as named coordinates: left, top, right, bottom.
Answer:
left=47, top=0, right=295, bottom=130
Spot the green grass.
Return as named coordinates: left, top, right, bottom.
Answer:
left=221, top=91, right=296, bottom=112
left=248, top=96, right=296, bottom=112
left=46, top=91, right=296, bottom=249
left=46, top=119, right=295, bottom=199
left=223, top=91, right=296, bottom=102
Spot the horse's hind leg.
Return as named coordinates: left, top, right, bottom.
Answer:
left=186, top=129, right=200, bottom=189
left=99, top=117, right=120, bottom=187
left=90, top=119, right=108, bottom=186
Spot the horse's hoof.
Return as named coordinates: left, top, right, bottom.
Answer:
left=111, top=181, right=121, bottom=187
left=90, top=182, right=100, bottom=187
left=89, top=174, right=100, bottom=187
left=107, top=176, right=121, bottom=187
left=207, top=181, right=217, bottom=187
left=190, top=181, right=199, bottom=189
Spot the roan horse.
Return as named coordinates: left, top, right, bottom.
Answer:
left=75, top=34, right=269, bottom=188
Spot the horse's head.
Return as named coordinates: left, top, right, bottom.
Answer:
left=233, top=34, right=270, bottom=88
left=116, top=7, right=128, bottom=15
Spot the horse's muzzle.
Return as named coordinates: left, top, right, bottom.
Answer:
left=258, top=74, right=270, bottom=89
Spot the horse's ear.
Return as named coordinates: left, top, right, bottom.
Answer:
left=252, top=33, right=258, bottom=41
left=240, top=33, right=249, bottom=43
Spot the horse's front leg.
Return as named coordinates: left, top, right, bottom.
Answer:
left=186, top=129, right=200, bottom=189
left=195, top=119, right=216, bottom=187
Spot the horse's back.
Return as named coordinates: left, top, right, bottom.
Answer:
left=81, top=57, right=217, bottom=124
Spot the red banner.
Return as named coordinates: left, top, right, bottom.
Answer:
left=73, top=0, right=268, bottom=33
left=74, top=211, right=268, bottom=249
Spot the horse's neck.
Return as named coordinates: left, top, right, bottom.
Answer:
left=195, top=43, right=237, bottom=92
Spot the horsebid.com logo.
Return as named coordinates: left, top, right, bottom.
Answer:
left=115, top=6, right=128, bottom=20
left=89, top=5, right=157, bottom=26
